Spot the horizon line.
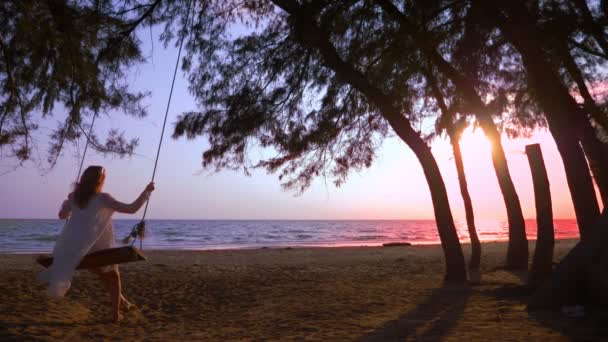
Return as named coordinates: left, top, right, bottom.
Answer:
left=0, top=217, right=579, bottom=221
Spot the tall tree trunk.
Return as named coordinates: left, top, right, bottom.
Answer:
left=560, top=45, right=608, bottom=206
left=551, top=126, right=600, bottom=239
left=478, top=0, right=601, bottom=237
left=525, top=144, right=555, bottom=289
left=528, top=208, right=608, bottom=309
left=374, top=0, right=529, bottom=270
left=422, top=65, right=481, bottom=273
left=273, top=0, right=468, bottom=282
left=451, top=135, right=481, bottom=270
left=476, top=114, right=528, bottom=269
left=578, top=119, right=608, bottom=208
left=403, top=129, right=467, bottom=282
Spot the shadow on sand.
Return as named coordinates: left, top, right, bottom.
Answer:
left=0, top=319, right=104, bottom=341
left=477, top=280, right=608, bottom=340
left=356, top=284, right=471, bottom=341
left=528, top=309, right=608, bottom=340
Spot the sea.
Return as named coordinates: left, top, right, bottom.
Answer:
left=0, top=219, right=580, bottom=253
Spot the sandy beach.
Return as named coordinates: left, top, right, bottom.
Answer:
left=1, top=239, right=605, bottom=341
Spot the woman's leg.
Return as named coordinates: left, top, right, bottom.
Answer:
left=91, top=268, right=122, bottom=322
left=113, top=266, right=136, bottom=311
left=91, top=267, right=133, bottom=320
left=104, top=270, right=122, bottom=322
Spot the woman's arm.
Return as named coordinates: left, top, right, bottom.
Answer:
left=58, top=193, right=73, bottom=219
left=101, top=183, right=155, bottom=214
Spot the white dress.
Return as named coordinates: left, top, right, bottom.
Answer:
left=37, top=191, right=150, bottom=297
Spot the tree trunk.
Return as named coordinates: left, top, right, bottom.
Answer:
left=273, top=2, right=468, bottom=282
left=552, top=127, right=600, bottom=239
left=451, top=136, right=481, bottom=270
left=560, top=42, right=608, bottom=132
left=525, top=144, right=555, bottom=289
left=578, top=119, right=608, bottom=208
left=404, top=130, right=467, bottom=282
left=379, top=0, right=528, bottom=269
left=476, top=115, right=528, bottom=269
left=478, top=0, right=601, bottom=237
left=560, top=44, right=608, bottom=206
left=421, top=63, right=480, bottom=274
left=528, top=209, right=608, bottom=310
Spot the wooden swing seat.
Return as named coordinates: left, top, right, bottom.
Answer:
left=36, top=246, right=146, bottom=270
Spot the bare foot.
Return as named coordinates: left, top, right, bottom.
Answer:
left=120, top=297, right=137, bottom=312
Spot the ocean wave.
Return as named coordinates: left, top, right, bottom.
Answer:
left=0, top=219, right=581, bottom=252
left=351, top=235, right=386, bottom=241
left=18, top=235, right=56, bottom=242
left=357, top=229, right=379, bottom=233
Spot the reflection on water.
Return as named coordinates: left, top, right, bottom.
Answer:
left=0, top=218, right=579, bottom=252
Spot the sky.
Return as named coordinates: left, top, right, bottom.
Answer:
left=0, top=28, right=598, bottom=220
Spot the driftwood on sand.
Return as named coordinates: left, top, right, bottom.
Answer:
left=383, top=242, right=412, bottom=247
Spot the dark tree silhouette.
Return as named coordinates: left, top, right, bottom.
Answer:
left=377, top=0, right=528, bottom=269
left=471, top=0, right=608, bottom=307
left=6, top=0, right=608, bottom=288
left=474, top=0, right=601, bottom=238
left=173, top=0, right=469, bottom=281
left=525, top=143, right=554, bottom=289
left=0, top=0, right=469, bottom=281
left=540, top=2, right=608, bottom=206
left=425, top=68, right=481, bottom=271
left=0, top=0, right=152, bottom=166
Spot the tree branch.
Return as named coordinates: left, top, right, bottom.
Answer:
left=0, top=38, right=29, bottom=158
left=96, top=0, right=162, bottom=63
left=570, top=39, right=608, bottom=59
left=561, top=40, right=608, bottom=131
left=573, top=0, right=608, bottom=57
left=375, top=0, right=486, bottom=113
left=270, top=0, right=423, bottom=144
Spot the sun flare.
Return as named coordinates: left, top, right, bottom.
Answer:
left=458, top=127, right=493, bottom=156
left=430, top=126, right=494, bottom=165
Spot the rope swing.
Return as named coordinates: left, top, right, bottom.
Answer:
left=76, top=111, right=97, bottom=181
left=38, top=1, right=193, bottom=269
left=123, top=1, right=192, bottom=249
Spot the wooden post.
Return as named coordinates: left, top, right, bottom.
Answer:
left=525, top=143, right=555, bottom=288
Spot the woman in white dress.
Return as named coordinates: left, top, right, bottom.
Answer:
left=37, top=165, right=155, bottom=322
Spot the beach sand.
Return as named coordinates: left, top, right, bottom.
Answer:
left=1, top=240, right=605, bottom=341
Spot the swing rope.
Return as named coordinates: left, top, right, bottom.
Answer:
left=76, top=112, right=97, bottom=182
left=38, top=1, right=195, bottom=271
left=61, top=112, right=98, bottom=232
left=125, top=0, right=194, bottom=249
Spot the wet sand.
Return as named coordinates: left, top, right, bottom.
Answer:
left=1, top=239, right=604, bottom=341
